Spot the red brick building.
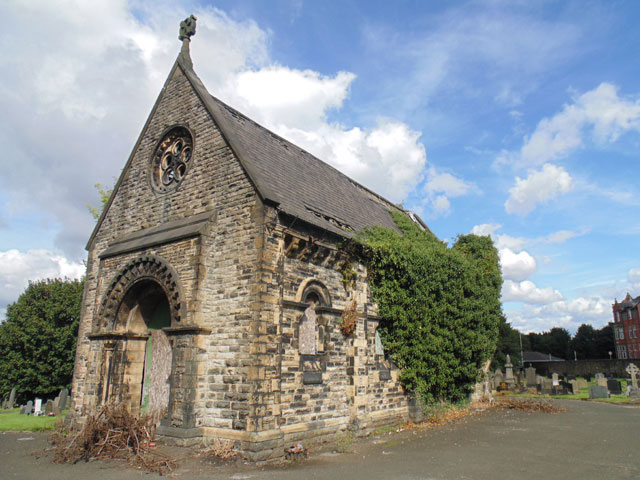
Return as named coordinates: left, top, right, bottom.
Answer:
left=611, top=293, right=640, bottom=359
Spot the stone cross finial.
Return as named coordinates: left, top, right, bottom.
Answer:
left=626, top=363, right=639, bottom=389
left=178, top=14, right=197, bottom=69
left=179, top=14, right=197, bottom=41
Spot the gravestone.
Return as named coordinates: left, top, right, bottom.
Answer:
left=25, top=400, right=33, bottom=415
left=8, top=387, right=16, bottom=409
left=58, top=388, right=69, bottom=410
left=44, top=399, right=54, bottom=415
left=53, top=402, right=61, bottom=417
left=584, top=373, right=592, bottom=382
left=19, top=405, right=26, bottom=414
left=595, top=373, right=605, bottom=380
left=576, top=379, right=588, bottom=390
left=536, top=375, right=544, bottom=385
left=525, top=366, right=536, bottom=386
left=589, top=385, right=609, bottom=399
left=493, top=368, right=504, bottom=385
left=552, top=373, right=559, bottom=386
left=33, top=398, right=42, bottom=416
left=607, top=379, right=622, bottom=395
left=597, top=377, right=608, bottom=388
left=504, top=355, right=515, bottom=386
left=569, top=380, right=578, bottom=395
left=541, top=377, right=553, bottom=394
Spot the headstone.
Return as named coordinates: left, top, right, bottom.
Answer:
left=53, top=403, right=61, bottom=417
left=536, top=375, right=544, bottom=385
left=493, top=368, right=504, bottom=387
left=541, top=377, right=553, bottom=394
left=576, top=379, right=588, bottom=390
left=607, top=379, right=622, bottom=395
left=597, top=377, right=608, bottom=388
left=504, top=355, right=515, bottom=385
left=584, top=373, right=592, bottom=382
left=595, top=372, right=605, bottom=380
left=589, top=385, right=609, bottom=399
left=58, top=388, right=69, bottom=410
left=8, top=387, right=16, bottom=409
left=569, top=380, right=579, bottom=395
left=552, top=373, right=559, bottom=386
left=19, top=405, right=26, bottom=414
left=44, top=399, right=53, bottom=415
left=525, top=366, right=536, bottom=386
left=25, top=400, right=33, bottom=415
left=33, top=398, right=42, bottom=416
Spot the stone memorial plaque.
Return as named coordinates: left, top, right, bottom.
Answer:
left=299, top=306, right=317, bottom=355
left=374, top=330, right=384, bottom=355
left=379, top=368, right=391, bottom=381
left=303, top=371, right=322, bottom=384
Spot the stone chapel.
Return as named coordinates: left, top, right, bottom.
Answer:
left=70, top=16, right=430, bottom=460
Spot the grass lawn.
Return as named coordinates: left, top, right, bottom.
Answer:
left=0, top=408, right=63, bottom=432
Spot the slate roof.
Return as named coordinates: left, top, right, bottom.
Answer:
left=179, top=55, right=429, bottom=239
left=523, top=351, right=565, bottom=363
left=87, top=51, right=430, bottom=250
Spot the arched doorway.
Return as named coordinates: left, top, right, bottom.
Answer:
left=115, top=280, right=173, bottom=418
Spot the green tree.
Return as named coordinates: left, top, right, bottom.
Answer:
left=570, top=324, right=614, bottom=359
left=493, top=315, right=525, bottom=369
left=0, top=278, right=84, bottom=403
left=87, top=182, right=113, bottom=220
left=357, top=212, right=503, bottom=404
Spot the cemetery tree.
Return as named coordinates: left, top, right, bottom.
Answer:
left=0, top=278, right=84, bottom=403
left=493, top=315, right=525, bottom=368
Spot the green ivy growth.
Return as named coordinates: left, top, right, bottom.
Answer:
left=356, top=211, right=502, bottom=405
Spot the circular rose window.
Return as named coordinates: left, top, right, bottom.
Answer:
left=150, top=127, right=194, bottom=193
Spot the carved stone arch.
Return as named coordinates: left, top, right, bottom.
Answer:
left=296, top=278, right=331, bottom=307
left=98, top=254, right=185, bottom=331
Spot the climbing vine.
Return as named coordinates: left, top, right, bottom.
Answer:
left=356, top=211, right=502, bottom=405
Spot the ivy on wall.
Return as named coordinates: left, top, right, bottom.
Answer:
left=356, top=211, right=502, bottom=404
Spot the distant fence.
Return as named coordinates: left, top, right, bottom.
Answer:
left=523, top=359, right=634, bottom=377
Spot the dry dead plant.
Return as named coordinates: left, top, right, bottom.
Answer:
left=199, top=439, right=238, bottom=461
left=495, top=398, right=565, bottom=413
left=340, top=299, right=358, bottom=336
left=50, top=403, right=176, bottom=474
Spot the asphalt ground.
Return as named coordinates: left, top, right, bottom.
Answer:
left=1, top=399, right=639, bottom=480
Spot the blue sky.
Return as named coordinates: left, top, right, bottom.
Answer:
left=1, top=0, right=640, bottom=332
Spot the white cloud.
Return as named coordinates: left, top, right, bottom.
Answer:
left=499, top=248, right=537, bottom=281
left=505, top=163, right=573, bottom=216
left=418, top=167, right=478, bottom=218
left=502, top=279, right=563, bottom=304
left=0, top=249, right=85, bottom=317
left=505, top=295, right=610, bottom=333
left=503, top=83, right=640, bottom=168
